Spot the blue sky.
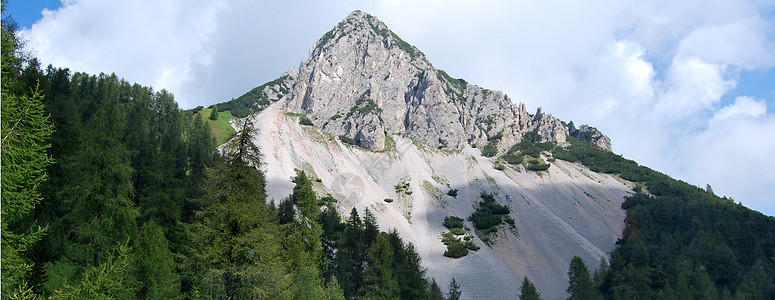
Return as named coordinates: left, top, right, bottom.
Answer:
left=4, top=0, right=61, bottom=28
left=8, top=0, right=775, bottom=216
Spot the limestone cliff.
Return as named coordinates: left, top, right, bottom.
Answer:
left=276, top=10, right=605, bottom=152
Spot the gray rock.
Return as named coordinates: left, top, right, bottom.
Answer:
left=277, top=10, right=608, bottom=153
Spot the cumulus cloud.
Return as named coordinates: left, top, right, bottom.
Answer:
left=22, top=0, right=775, bottom=215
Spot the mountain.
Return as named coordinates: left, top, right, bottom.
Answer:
left=218, top=10, right=775, bottom=299
left=215, top=11, right=622, bottom=298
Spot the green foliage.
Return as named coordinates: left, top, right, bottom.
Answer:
left=481, top=144, right=498, bottom=157
left=448, top=278, right=462, bottom=300
left=566, top=256, right=598, bottom=300
left=347, top=91, right=382, bottom=118
left=299, top=116, right=314, bottom=126
left=195, top=107, right=235, bottom=146
left=360, top=235, right=399, bottom=298
left=448, top=227, right=464, bottom=236
left=443, top=216, right=464, bottom=229
left=447, top=188, right=459, bottom=197
left=209, top=104, right=219, bottom=120
left=49, top=243, right=137, bottom=299
left=383, top=198, right=394, bottom=203
left=394, top=179, right=412, bottom=195
left=338, top=135, right=357, bottom=146
left=519, top=276, right=542, bottom=300
left=501, top=131, right=555, bottom=172
left=429, top=278, right=444, bottom=300
left=1, top=10, right=54, bottom=297
left=133, top=221, right=181, bottom=299
left=553, top=135, right=775, bottom=298
left=212, top=75, right=289, bottom=117
left=468, top=192, right=510, bottom=231
left=323, top=207, right=434, bottom=299
left=493, top=161, right=506, bottom=171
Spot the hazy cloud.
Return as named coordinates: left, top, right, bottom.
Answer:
left=22, top=0, right=775, bottom=215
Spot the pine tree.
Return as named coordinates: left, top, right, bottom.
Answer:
left=292, top=170, right=318, bottom=218
left=519, top=276, right=542, bottom=300
left=133, top=221, right=181, bottom=299
left=1, top=7, right=54, bottom=297
left=448, top=277, right=462, bottom=300
left=185, top=117, right=291, bottom=298
left=360, top=234, right=399, bottom=299
left=49, top=243, right=137, bottom=299
left=209, top=104, right=219, bottom=120
left=429, top=278, right=444, bottom=300
left=42, top=79, right=139, bottom=295
left=567, top=256, right=598, bottom=300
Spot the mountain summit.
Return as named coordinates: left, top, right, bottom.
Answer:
left=281, top=10, right=610, bottom=152
left=225, top=10, right=628, bottom=298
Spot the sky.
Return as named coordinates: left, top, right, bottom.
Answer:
left=6, top=0, right=775, bottom=216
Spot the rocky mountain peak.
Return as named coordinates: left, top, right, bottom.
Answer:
left=278, top=10, right=609, bottom=153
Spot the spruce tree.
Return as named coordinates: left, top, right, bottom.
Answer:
left=448, top=277, right=462, bottom=300
left=209, top=104, right=219, bottom=120
left=519, top=276, right=542, bottom=300
left=360, top=234, right=399, bottom=299
left=133, top=221, right=181, bottom=299
left=567, top=256, right=598, bottom=300
left=186, top=117, right=290, bottom=298
left=429, top=278, right=444, bottom=300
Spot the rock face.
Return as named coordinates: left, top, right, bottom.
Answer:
left=278, top=10, right=606, bottom=152
left=251, top=103, right=631, bottom=299
left=568, top=122, right=612, bottom=151
left=236, top=10, right=626, bottom=299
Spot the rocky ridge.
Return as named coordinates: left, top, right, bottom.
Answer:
left=225, top=10, right=627, bottom=298
left=265, top=10, right=611, bottom=153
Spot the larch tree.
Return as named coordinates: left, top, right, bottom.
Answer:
left=1, top=5, right=54, bottom=297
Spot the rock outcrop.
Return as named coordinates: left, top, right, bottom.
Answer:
left=275, top=10, right=607, bottom=152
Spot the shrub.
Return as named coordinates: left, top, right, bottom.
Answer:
left=443, top=216, right=464, bottom=229
left=443, top=242, right=468, bottom=258
left=493, top=162, right=506, bottom=171
left=384, top=198, right=394, bottom=203
left=464, top=240, right=480, bottom=251
left=299, top=116, right=313, bottom=126
left=447, top=189, right=458, bottom=197
left=450, top=228, right=465, bottom=235
left=481, top=144, right=498, bottom=157
left=339, top=135, right=357, bottom=146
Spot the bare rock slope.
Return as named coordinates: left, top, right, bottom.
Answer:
left=253, top=103, right=631, bottom=299
left=242, top=10, right=628, bottom=299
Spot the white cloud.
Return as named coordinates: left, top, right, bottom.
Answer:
left=679, top=102, right=775, bottom=214
left=24, top=0, right=227, bottom=106
left=711, top=96, right=768, bottom=124
left=21, top=0, right=775, bottom=215
left=654, top=56, right=735, bottom=120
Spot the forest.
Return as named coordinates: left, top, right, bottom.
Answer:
left=5, top=5, right=775, bottom=299
left=1, top=12, right=460, bottom=299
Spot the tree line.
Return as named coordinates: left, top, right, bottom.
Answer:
left=2, top=10, right=463, bottom=299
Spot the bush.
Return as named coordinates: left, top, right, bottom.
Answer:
left=299, top=116, right=313, bottom=126
left=468, top=192, right=510, bottom=232
left=443, top=216, right=464, bottom=229
left=447, top=189, right=458, bottom=197
left=450, top=227, right=465, bottom=235
left=503, top=215, right=515, bottom=225
left=481, top=144, right=498, bottom=157
left=384, top=198, right=394, bottom=203
left=493, top=162, right=506, bottom=171
left=464, top=240, right=480, bottom=251
left=443, top=242, right=468, bottom=258
left=339, top=135, right=357, bottom=146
